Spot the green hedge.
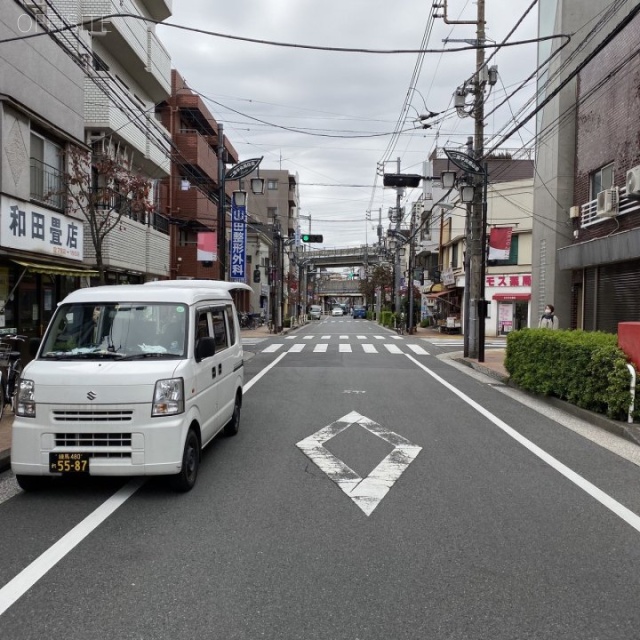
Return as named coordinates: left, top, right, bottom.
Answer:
left=505, top=328, right=638, bottom=421
left=379, top=311, right=394, bottom=328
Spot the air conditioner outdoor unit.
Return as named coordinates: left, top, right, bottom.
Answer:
left=596, top=187, right=619, bottom=217
left=626, top=165, right=640, bottom=199
left=569, top=205, right=580, bottom=219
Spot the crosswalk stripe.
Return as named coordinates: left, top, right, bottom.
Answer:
left=374, top=336, right=384, bottom=340
left=303, top=335, right=313, bottom=340
left=340, top=335, right=348, bottom=340
left=357, top=335, right=366, bottom=339
left=384, top=344, right=403, bottom=354
left=263, top=344, right=282, bottom=353
left=339, top=344, right=352, bottom=353
left=314, top=343, right=328, bottom=353
left=391, top=335, right=402, bottom=340
left=285, top=336, right=295, bottom=340
left=321, top=336, right=331, bottom=340
left=407, top=344, right=429, bottom=355
left=289, top=344, right=305, bottom=352
left=362, top=344, right=378, bottom=353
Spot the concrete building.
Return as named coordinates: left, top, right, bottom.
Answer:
left=0, top=1, right=89, bottom=337
left=532, top=0, right=636, bottom=328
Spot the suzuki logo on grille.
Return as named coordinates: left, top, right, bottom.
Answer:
left=87, top=391, right=97, bottom=401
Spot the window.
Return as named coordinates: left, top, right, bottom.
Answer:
left=30, top=131, right=64, bottom=209
left=267, top=207, right=278, bottom=219
left=225, top=305, right=236, bottom=345
left=451, top=243, right=459, bottom=269
left=267, top=180, right=278, bottom=190
left=211, top=307, right=228, bottom=350
left=590, top=163, right=614, bottom=199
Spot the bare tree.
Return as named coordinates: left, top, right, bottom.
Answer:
left=63, top=145, right=153, bottom=284
left=359, top=263, right=393, bottom=307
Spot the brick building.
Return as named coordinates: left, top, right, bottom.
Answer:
left=557, top=10, right=640, bottom=331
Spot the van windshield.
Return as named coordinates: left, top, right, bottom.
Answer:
left=40, top=302, right=188, bottom=360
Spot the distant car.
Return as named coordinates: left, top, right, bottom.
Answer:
left=309, top=305, right=322, bottom=320
left=352, top=305, right=366, bottom=319
left=331, top=307, right=343, bottom=317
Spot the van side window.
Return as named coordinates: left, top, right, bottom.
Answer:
left=211, top=307, right=228, bottom=350
left=196, top=310, right=211, bottom=342
left=225, top=305, right=236, bottom=345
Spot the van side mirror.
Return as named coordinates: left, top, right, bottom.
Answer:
left=195, top=336, right=216, bottom=362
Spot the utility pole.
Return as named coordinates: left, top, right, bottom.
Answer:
left=217, top=122, right=226, bottom=280
left=394, top=157, right=402, bottom=313
left=468, top=0, right=486, bottom=360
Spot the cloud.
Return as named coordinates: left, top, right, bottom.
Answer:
left=158, top=1, right=538, bottom=247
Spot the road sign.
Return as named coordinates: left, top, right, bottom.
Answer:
left=443, top=149, right=484, bottom=175
left=225, top=157, right=264, bottom=181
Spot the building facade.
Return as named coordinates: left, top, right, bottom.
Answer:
left=557, top=9, right=640, bottom=332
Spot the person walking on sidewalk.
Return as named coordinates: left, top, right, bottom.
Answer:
left=538, top=304, right=560, bottom=330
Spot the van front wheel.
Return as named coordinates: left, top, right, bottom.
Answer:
left=171, top=428, right=200, bottom=492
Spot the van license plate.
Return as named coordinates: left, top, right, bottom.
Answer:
left=49, top=452, right=90, bottom=474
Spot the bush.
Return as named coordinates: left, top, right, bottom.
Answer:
left=379, top=311, right=394, bottom=328
left=420, top=318, right=430, bottom=328
left=505, top=329, right=638, bottom=421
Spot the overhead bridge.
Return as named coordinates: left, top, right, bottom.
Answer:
left=299, top=245, right=380, bottom=268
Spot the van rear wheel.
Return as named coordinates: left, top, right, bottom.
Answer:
left=170, top=428, right=200, bottom=492
left=223, top=392, right=241, bottom=437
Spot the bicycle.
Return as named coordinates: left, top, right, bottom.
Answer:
left=0, top=334, right=26, bottom=420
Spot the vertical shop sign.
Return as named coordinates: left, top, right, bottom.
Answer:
left=230, top=199, right=247, bottom=281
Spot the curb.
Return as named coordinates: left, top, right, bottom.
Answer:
left=0, top=449, right=9, bottom=474
left=452, top=354, right=640, bottom=448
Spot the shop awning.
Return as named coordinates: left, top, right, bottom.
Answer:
left=12, top=260, right=99, bottom=277
left=493, top=293, right=531, bottom=301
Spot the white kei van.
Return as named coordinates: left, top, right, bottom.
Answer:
left=11, top=280, right=250, bottom=492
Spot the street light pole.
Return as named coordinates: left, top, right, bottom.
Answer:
left=217, top=122, right=226, bottom=280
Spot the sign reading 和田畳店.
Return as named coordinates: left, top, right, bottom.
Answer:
left=1, top=196, right=84, bottom=261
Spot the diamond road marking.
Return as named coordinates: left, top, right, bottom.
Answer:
left=362, top=344, right=378, bottom=353
left=339, top=344, right=352, bottom=353
left=263, top=344, right=283, bottom=353
left=407, top=344, right=429, bottom=355
left=296, top=411, right=422, bottom=516
left=314, top=343, right=328, bottom=353
left=289, top=344, right=305, bottom=352
left=384, top=344, right=403, bottom=354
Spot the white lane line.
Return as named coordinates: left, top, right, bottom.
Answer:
left=289, top=344, right=306, bottom=352
left=321, top=336, right=331, bottom=340
left=244, top=353, right=287, bottom=392
left=407, top=344, right=429, bottom=355
left=405, top=354, right=640, bottom=535
left=362, top=344, right=378, bottom=354
left=314, top=343, right=328, bottom=353
left=262, top=344, right=283, bottom=353
left=0, top=479, right=144, bottom=617
left=374, top=336, right=384, bottom=340
left=384, top=344, right=403, bottom=354
left=339, top=344, right=352, bottom=353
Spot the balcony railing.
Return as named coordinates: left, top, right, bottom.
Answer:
left=30, top=158, right=64, bottom=210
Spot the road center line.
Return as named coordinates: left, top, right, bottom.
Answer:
left=405, top=354, right=640, bottom=534
left=0, top=478, right=144, bottom=617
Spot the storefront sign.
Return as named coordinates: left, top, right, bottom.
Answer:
left=486, top=273, right=531, bottom=287
left=230, top=199, right=247, bottom=281
left=1, top=197, right=84, bottom=261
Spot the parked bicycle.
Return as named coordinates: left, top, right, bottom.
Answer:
left=0, top=334, right=26, bottom=419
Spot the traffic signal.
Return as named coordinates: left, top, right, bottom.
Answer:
left=253, top=268, right=261, bottom=283
left=301, top=234, right=323, bottom=243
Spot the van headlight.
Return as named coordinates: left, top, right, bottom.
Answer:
left=152, top=378, right=184, bottom=417
left=16, top=379, right=36, bottom=418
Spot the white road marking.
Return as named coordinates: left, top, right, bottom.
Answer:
left=362, top=344, right=378, bottom=353
left=0, top=479, right=144, bottom=617
left=285, top=336, right=295, bottom=340
left=314, top=343, right=328, bottom=353
left=244, top=353, right=287, bottom=392
left=407, top=344, right=429, bottom=355
left=357, top=335, right=366, bottom=340
left=289, top=344, right=305, bottom=352
left=405, top=354, right=640, bottom=535
left=303, top=335, right=313, bottom=340
left=343, top=390, right=366, bottom=394
left=391, top=335, right=402, bottom=340
left=340, top=335, right=348, bottom=340
left=262, top=344, right=283, bottom=353
left=339, top=344, right=352, bottom=353
left=384, top=344, right=403, bottom=354
left=321, top=336, right=331, bottom=340
left=297, top=411, right=422, bottom=516
left=374, top=335, right=384, bottom=340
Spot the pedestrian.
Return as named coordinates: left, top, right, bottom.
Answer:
left=538, top=304, right=559, bottom=330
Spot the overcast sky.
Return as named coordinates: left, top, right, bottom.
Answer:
left=158, top=1, right=539, bottom=248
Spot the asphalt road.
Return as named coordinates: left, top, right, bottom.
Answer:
left=1, top=318, right=640, bottom=639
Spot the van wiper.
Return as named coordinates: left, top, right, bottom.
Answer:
left=119, top=353, right=181, bottom=360
left=42, top=351, right=125, bottom=360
